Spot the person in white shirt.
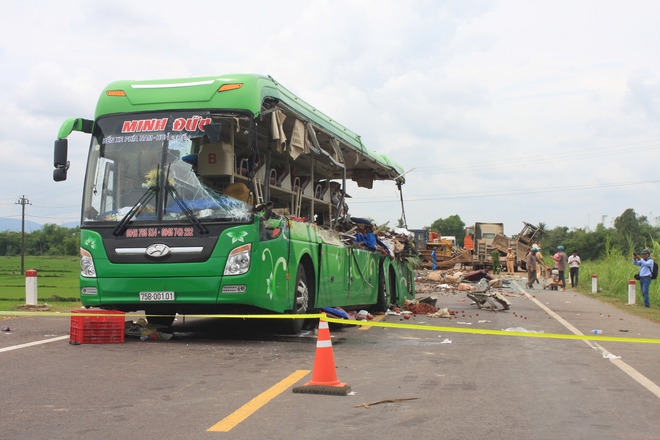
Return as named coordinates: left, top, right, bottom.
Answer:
left=568, top=250, right=581, bottom=287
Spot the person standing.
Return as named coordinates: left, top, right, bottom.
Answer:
left=506, top=248, right=516, bottom=273
left=431, top=249, right=437, bottom=271
left=568, top=250, right=581, bottom=287
left=491, top=248, right=501, bottom=274
left=554, top=246, right=568, bottom=291
left=533, top=244, right=546, bottom=284
left=633, top=249, right=654, bottom=308
left=526, top=248, right=538, bottom=289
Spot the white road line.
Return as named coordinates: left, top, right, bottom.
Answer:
left=512, top=280, right=660, bottom=399
left=0, top=335, right=69, bottom=353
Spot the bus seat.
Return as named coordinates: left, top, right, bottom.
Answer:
left=235, top=154, right=261, bottom=177
left=315, top=180, right=331, bottom=201
left=270, top=164, right=291, bottom=189
left=292, top=176, right=311, bottom=194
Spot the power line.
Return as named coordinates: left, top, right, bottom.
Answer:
left=351, top=179, right=660, bottom=204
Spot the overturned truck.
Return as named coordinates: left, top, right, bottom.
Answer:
left=491, top=222, right=541, bottom=271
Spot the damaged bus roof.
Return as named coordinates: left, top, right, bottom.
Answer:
left=96, top=73, right=405, bottom=184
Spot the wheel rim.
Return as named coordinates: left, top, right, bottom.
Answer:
left=295, top=275, right=309, bottom=313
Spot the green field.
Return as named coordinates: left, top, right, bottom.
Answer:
left=0, top=256, right=80, bottom=311
left=576, top=251, right=660, bottom=323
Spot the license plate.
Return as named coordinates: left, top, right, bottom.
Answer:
left=139, top=291, right=175, bottom=301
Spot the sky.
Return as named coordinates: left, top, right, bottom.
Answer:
left=1, top=0, right=659, bottom=236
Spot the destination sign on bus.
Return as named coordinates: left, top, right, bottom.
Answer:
left=121, top=115, right=212, bottom=134
left=101, top=112, right=214, bottom=145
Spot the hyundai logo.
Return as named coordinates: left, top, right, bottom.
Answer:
left=145, top=244, right=171, bottom=258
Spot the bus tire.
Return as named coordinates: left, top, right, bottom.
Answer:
left=282, top=264, right=310, bottom=334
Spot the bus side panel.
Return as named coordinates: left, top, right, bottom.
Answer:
left=394, top=259, right=414, bottom=304
left=287, top=221, right=321, bottom=309
left=249, top=229, right=292, bottom=313
left=380, top=257, right=413, bottom=305
left=347, top=248, right=379, bottom=306
left=316, top=242, right=348, bottom=307
left=310, top=226, right=351, bottom=308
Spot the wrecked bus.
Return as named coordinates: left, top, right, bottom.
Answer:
left=52, top=74, right=414, bottom=332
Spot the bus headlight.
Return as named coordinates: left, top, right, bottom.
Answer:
left=224, top=244, right=251, bottom=276
left=80, top=248, right=97, bottom=278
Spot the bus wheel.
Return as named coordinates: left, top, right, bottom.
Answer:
left=282, top=264, right=309, bottom=334
left=145, top=311, right=175, bottom=328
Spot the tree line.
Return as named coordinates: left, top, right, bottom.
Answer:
left=428, top=208, right=658, bottom=261
left=0, top=224, right=80, bottom=256
left=2, top=207, right=656, bottom=261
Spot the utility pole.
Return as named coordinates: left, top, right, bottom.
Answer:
left=15, top=195, right=31, bottom=275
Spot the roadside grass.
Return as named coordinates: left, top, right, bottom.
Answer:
left=575, top=244, right=660, bottom=324
left=1, top=254, right=660, bottom=324
left=0, top=256, right=81, bottom=314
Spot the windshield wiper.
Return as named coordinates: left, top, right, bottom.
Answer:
left=112, top=186, right=158, bottom=236
left=165, top=184, right=209, bottom=235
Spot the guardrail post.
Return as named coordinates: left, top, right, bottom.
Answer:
left=591, top=274, right=597, bottom=294
left=25, top=269, right=38, bottom=305
left=627, top=280, right=636, bottom=305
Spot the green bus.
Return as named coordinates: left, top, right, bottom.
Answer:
left=52, top=74, right=414, bottom=332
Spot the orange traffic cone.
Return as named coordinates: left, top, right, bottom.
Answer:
left=293, top=315, right=351, bottom=395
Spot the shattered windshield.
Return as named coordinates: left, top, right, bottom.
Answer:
left=81, top=111, right=253, bottom=225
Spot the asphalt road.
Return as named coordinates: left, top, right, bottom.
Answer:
left=1, top=276, right=659, bottom=440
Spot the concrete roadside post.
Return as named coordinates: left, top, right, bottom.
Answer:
left=591, top=274, right=597, bottom=294
left=627, top=280, right=636, bottom=305
left=26, top=269, right=38, bottom=305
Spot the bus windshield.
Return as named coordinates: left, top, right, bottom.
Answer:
left=81, top=111, right=252, bottom=225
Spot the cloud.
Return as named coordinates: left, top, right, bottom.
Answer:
left=0, top=0, right=659, bottom=234
left=623, top=71, right=660, bottom=121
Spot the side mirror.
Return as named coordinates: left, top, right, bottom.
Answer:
left=53, top=138, right=70, bottom=182
left=54, top=139, right=68, bottom=168
left=53, top=168, right=68, bottom=182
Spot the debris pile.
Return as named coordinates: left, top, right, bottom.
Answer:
left=125, top=318, right=174, bottom=341
left=414, top=267, right=516, bottom=313
left=404, top=302, right=438, bottom=315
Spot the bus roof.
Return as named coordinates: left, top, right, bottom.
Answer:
left=96, top=74, right=405, bottom=183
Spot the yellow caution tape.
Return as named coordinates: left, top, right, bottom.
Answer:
left=0, top=311, right=323, bottom=319
left=1, top=310, right=658, bottom=344
left=322, top=316, right=660, bottom=344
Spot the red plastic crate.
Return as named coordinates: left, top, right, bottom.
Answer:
left=70, top=309, right=125, bottom=344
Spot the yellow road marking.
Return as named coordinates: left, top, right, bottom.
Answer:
left=207, top=369, right=310, bottom=432
left=359, top=313, right=385, bottom=330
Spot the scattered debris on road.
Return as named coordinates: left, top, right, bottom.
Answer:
left=353, top=397, right=420, bottom=409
